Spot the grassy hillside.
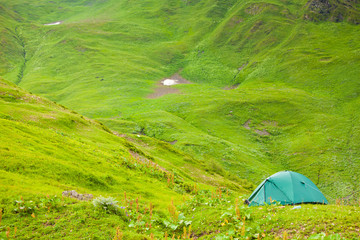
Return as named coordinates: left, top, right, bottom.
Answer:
left=0, top=76, right=252, bottom=197
left=1, top=0, right=360, bottom=200
left=0, top=77, right=253, bottom=237
left=0, top=0, right=360, bottom=203
left=0, top=0, right=360, bottom=238
left=2, top=78, right=359, bottom=239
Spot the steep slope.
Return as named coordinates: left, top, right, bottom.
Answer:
left=0, top=4, right=24, bottom=82
left=0, top=76, right=254, bottom=238
left=179, top=0, right=360, bottom=197
left=0, top=77, right=250, bottom=206
left=0, top=0, right=359, bottom=201
left=0, top=0, right=241, bottom=116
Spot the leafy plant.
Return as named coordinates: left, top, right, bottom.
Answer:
left=13, top=197, right=38, bottom=215
left=162, top=212, right=192, bottom=232
left=92, top=196, right=120, bottom=213
left=39, top=195, right=63, bottom=211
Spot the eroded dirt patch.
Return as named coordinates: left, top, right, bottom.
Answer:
left=147, top=73, right=191, bottom=99
left=224, top=84, right=240, bottom=90
left=255, top=129, right=271, bottom=136
left=243, top=119, right=272, bottom=136
left=243, top=119, right=252, bottom=129
left=262, top=120, right=278, bottom=126
left=147, top=87, right=180, bottom=99
left=168, top=140, right=178, bottom=145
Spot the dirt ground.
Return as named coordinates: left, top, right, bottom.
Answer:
left=147, top=73, right=192, bottom=99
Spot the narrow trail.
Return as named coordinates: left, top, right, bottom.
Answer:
left=14, top=26, right=27, bottom=85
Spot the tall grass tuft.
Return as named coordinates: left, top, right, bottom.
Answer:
left=183, top=226, right=187, bottom=239
left=235, top=199, right=241, bottom=219
left=168, top=199, right=179, bottom=222
left=136, top=198, right=139, bottom=212
left=167, top=173, right=174, bottom=187
left=149, top=202, right=153, bottom=215
left=283, top=231, right=288, bottom=240
left=192, top=184, right=198, bottom=194
left=6, top=227, right=10, bottom=239
left=113, top=226, right=123, bottom=240
left=241, top=217, right=246, bottom=236
left=211, top=187, right=224, bottom=199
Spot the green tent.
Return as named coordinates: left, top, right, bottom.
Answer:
left=247, top=171, right=328, bottom=206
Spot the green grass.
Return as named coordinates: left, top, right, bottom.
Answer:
left=0, top=77, right=249, bottom=207
left=1, top=189, right=359, bottom=239
left=1, top=0, right=358, bottom=200
left=179, top=191, right=360, bottom=239
left=0, top=77, right=254, bottom=238
left=0, top=0, right=360, bottom=238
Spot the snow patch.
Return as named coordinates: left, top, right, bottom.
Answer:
left=162, top=79, right=179, bottom=86
left=44, top=21, right=62, bottom=26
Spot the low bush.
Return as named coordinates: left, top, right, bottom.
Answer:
left=92, top=196, right=120, bottom=214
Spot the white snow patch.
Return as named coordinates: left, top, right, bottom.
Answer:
left=44, top=21, right=62, bottom=26
left=162, top=79, right=179, bottom=86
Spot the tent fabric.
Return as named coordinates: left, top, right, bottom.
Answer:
left=247, top=171, right=328, bottom=206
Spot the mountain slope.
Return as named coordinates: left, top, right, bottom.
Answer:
left=1, top=0, right=360, bottom=239
left=0, top=0, right=359, bottom=201
left=1, top=79, right=360, bottom=238
left=0, top=77, right=250, bottom=205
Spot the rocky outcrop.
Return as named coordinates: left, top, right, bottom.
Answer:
left=304, top=0, right=360, bottom=24
left=62, top=190, right=93, bottom=201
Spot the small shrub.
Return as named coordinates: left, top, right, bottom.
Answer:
left=13, top=195, right=65, bottom=215
left=39, top=195, right=63, bottom=211
left=13, top=198, right=38, bottom=215
left=92, top=196, right=119, bottom=213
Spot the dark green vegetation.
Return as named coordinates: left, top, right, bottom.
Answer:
left=0, top=0, right=360, bottom=238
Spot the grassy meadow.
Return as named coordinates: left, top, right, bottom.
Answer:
left=0, top=0, right=360, bottom=238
